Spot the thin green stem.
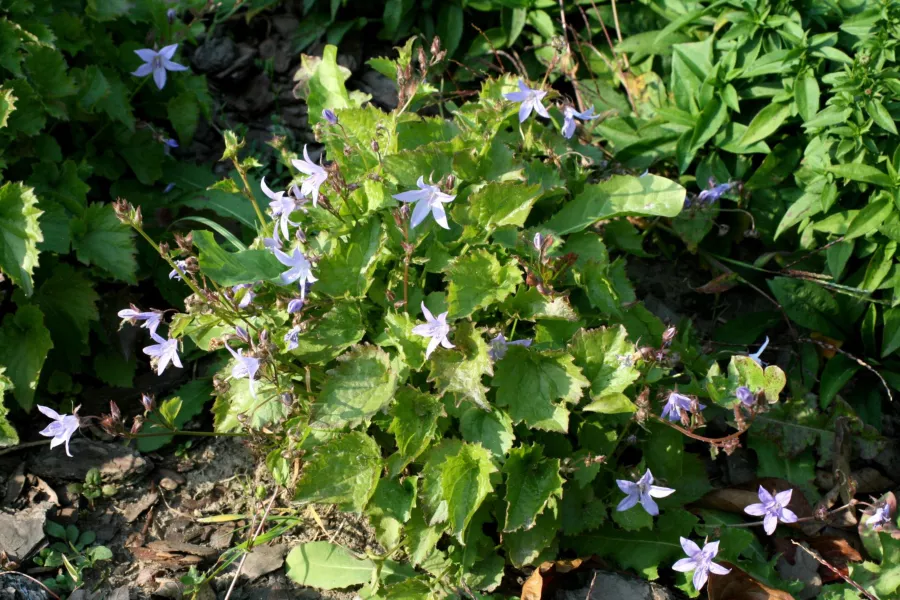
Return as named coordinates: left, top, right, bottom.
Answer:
left=231, top=158, right=268, bottom=229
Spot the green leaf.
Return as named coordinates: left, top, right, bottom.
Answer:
left=34, top=264, right=99, bottom=360
left=883, top=307, right=900, bottom=357
left=315, top=218, right=383, bottom=298
left=502, top=444, right=563, bottom=532
left=460, top=406, right=514, bottom=459
left=545, top=175, right=685, bottom=235
left=23, top=46, right=76, bottom=99
left=767, top=277, right=843, bottom=338
left=0, top=86, right=16, bottom=129
left=312, top=345, right=398, bottom=429
left=294, top=432, right=382, bottom=513
left=367, top=477, right=417, bottom=549
left=428, top=322, right=493, bottom=409
left=436, top=2, right=464, bottom=56
left=819, top=354, right=859, bottom=408
left=212, top=377, right=287, bottom=433
left=643, top=421, right=711, bottom=503
left=689, top=97, right=728, bottom=151
left=738, top=102, right=791, bottom=147
left=0, top=182, right=43, bottom=296
left=828, top=164, right=893, bottom=188
left=285, top=541, right=374, bottom=589
left=71, top=204, right=136, bottom=283
left=845, top=197, right=894, bottom=240
left=307, top=45, right=352, bottom=125
left=290, top=301, right=365, bottom=363
left=569, top=326, right=640, bottom=398
left=0, top=305, right=53, bottom=411
left=168, top=93, right=200, bottom=145
left=459, top=182, right=541, bottom=232
left=583, top=392, right=637, bottom=414
left=446, top=249, right=521, bottom=318
left=748, top=434, right=816, bottom=491
left=564, top=508, right=697, bottom=580
left=138, top=381, right=212, bottom=452
left=868, top=98, right=898, bottom=135
left=0, top=369, right=19, bottom=448
left=503, top=288, right=578, bottom=321
left=388, top=387, right=445, bottom=475
left=381, top=312, right=432, bottom=371
left=794, top=71, right=820, bottom=122
left=440, top=443, right=497, bottom=542
left=193, top=230, right=283, bottom=286
left=501, top=7, right=527, bottom=46
left=503, top=499, right=560, bottom=568
left=577, top=257, right=635, bottom=317
left=493, top=346, right=589, bottom=432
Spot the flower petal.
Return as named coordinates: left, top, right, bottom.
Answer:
left=672, top=558, right=698, bottom=572
left=680, top=537, right=701, bottom=557
left=533, top=100, right=550, bottom=119
left=163, top=59, right=188, bottom=72
left=744, top=502, right=767, bottom=517
left=779, top=508, right=799, bottom=523
left=757, top=485, right=775, bottom=504
left=640, top=493, right=660, bottom=516
left=693, top=566, right=709, bottom=591
left=37, top=405, right=61, bottom=420
left=153, top=66, right=167, bottom=89
left=393, top=189, right=425, bottom=203
left=420, top=301, right=435, bottom=322
left=518, top=100, right=533, bottom=123
left=440, top=336, right=455, bottom=349
left=616, top=493, right=640, bottom=512
left=134, top=48, right=158, bottom=61
left=708, top=561, right=731, bottom=576
left=410, top=197, right=431, bottom=228
left=132, top=63, right=154, bottom=77
left=431, top=203, right=450, bottom=230
left=649, top=485, right=676, bottom=498
left=774, top=489, right=793, bottom=506
left=763, top=512, right=778, bottom=535
left=424, top=335, right=441, bottom=359
left=159, top=43, right=179, bottom=60
left=616, top=479, right=637, bottom=494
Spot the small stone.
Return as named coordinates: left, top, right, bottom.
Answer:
left=555, top=571, right=676, bottom=600
left=154, top=580, right=183, bottom=599
left=159, top=477, right=179, bottom=491
left=192, top=36, right=236, bottom=73
left=0, top=502, right=52, bottom=563
left=355, top=69, right=399, bottom=110
left=240, top=544, right=287, bottom=582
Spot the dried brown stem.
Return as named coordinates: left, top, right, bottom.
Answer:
left=791, top=541, right=877, bottom=600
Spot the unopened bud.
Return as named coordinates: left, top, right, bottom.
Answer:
left=371, top=140, right=379, bottom=152
left=234, top=326, right=250, bottom=343
left=130, top=415, right=144, bottom=436
left=281, top=392, right=294, bottom=406
left=159, top=241, right=170, bottom=254
left=141, top=393, right=156, bottom=413
left=662, top=326, right=677, bottom=347
left=167, top=7, right=177, bottom=23
left=259, top=329, right=269, bottom=344
left=175, top=232, right=193, bottom=252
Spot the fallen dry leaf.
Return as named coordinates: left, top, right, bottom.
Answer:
left=521, top=567, right=544, bottom=600
left=695, top=272, right=740, bottom=294
left=709, top=562, right=796, bottom=600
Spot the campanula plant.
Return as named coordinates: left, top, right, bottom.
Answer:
left=39, top=36, right=889, bottom=600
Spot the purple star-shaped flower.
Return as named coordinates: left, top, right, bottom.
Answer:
left=131, top=44, right=188, bottom=90
left=487, top=333, right=532, bottom=361
left=392, top=176, right=455, bottom=230
left=262, top=177, right=305, bottom=243
left=143, top=333, right=182, bottom=376
left=503, top=79, right=550, bottom=123
left=225, top=343, right=261, bottom=397
left=117, top=306, right=163, bottom=336
left=697, top=181, right=735, bottom=204
left=748, top=336, right=769, bottom=365
left=232, top=283, right=256, bottom=309
left=744, top=486, right=798, bottom=535
left=736, top=386, right=755, bottom=406
left=661, top=391, right=704, bottom=422
left=291, top=145, right=327, bottom=207
left=274, top=248, right=317, bottom=297
left=284, top=326, right=301, bottom=351
left=169, top=259, right=189, bottom=281
left=37, top=405, right=80, bottom=458
left=561, top=105, right=599, bottom=139
left=412, top=302, right=454, bottom=359
left=673, top=538, right=730, bottom=591
left=616, top=469, right=675, bottom=516
left=867, top=504, right=892, bottom=529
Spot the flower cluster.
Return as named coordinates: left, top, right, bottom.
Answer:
left=503, top=79, right=599, bottom=139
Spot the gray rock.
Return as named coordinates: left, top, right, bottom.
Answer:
left=555, top=571, right=676, bottom=600
left=0, top=573, right=52, bottom=600
left=29, top=438, right=152, bottom=482
left=240, top=544, right=287, bottom=582
left=0, top=501, right=51, bottom=562
left=355, top=69, right=399, bottom=110
left=192, top=37, right=237, bottom=74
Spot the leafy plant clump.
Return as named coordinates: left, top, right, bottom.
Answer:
left=60, top=37, right=897, bottom=599
left=0, top=0, right=216, bottom=443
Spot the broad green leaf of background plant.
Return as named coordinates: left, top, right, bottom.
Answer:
left=0, top=182, right=43, bottom=296
left=493, top=346, right=590, bottom=432
left=295, top=432, right=382, bottom=513
left=0, top=368, right=19, bottom=447
left=290, top=301, right=365, bottom=363
left=544, top=175, right=685, bottom=235
left=446, top=249, right=521, bottom=318
left=312, top=345, right=398, bottom=429
left=502, top=444, right=563, bottom=532
left=643, top=422, right=711, bottom=503
left=503, top=499, right=560, bottom=568
left=34, top=263, right=99, bottom=362
left=439, top=442, right=496, bottom=542
left=380, top=312, right=432, bottom=371
left=285, top=541, right=374, bottom=590
left=503, top=288, right=578, bottom=321
left=428, top=322, right=493, bottom=409
left=458, top=182, right=541, bottom=232
left=564, top=509, right=698, bottom=580
left=367, top=477, right=417, bottom=549
left=738, top=102, right=791, bottom=147
left=194, top=230, right=283, bottom=286
left=0, top=305, right=53, bottom=411
left=71, top=204, right=136, bottom=283
left=767, top=277, right=844, bottom=338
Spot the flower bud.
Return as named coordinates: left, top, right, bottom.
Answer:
left=662, top=326, right=677, bottom=347
left=281, top=392, right=294, bottom=406
left=322, top=109, right=338, bottom=125
left=235, top=326, right=250, bottom=343
left=141, top=393, right=156, bottom=413
left=130, top=415, right=144, bottom=436
left=175, top=232, right=193, bottom=253
left=167, top=7, right=177, bottom=23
